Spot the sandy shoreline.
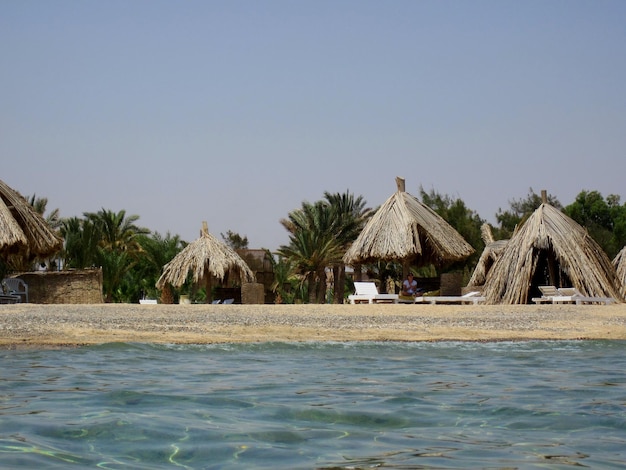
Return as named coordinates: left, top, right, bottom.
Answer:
left=1, top=303, right=626, bottom=348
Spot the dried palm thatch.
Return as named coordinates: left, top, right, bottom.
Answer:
left=156, top=222, right=255, bottom=302
left=343, top=177, right=474, bottom=267
left=482, top=202, right=622, bottom=304
left=612, top=246, right=626, bottom=300
left=0, top=179, right=63, bottom=260
left=467, top=223, right=508, bottom=287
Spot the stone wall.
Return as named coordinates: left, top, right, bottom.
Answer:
left=440, top=272, right=463, bottom=296
left=241, top=282, right=265, bottom=304
left=15, top=269, right=103, bottom=304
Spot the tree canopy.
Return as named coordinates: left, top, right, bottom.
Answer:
left=221, top=230, right=249, bottom=250
left=564, top=190, right=626, bottom=259
left=419, top=186, right=485, bottom=274
left=7, top=184, right=626, bottom=304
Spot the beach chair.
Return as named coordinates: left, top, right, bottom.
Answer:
left=2, top=278, right=28, bottom=303
left=531, top=286, right=559, bottom=304
left=0, top=294, right=21, bottom=304
left=348, top=282, right=399, bottom=304
left=414, top=291, right=486, bottom=305
left=558, top=287, right=615, bottom=305
left=532, top=286, right=614, bottom=305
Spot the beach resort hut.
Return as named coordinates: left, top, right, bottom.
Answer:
left=612, top=246, right=626, bottom=300
left=482, top=195, right=622, bottom=304
left=156, top=221, right=255, bottom=303
left=467, top=223, right=508, bottom=287
left=0, top=179, right=63, bottom=261
left=343, top=177, right=474, bottom=278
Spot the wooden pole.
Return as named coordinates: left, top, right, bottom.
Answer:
left=205, top=273, right=212, bottom=304
left=396, top=176, right=405, bottom=192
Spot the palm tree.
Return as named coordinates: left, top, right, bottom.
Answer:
left=28, top=195, right=61, bottom=230
left=131, top=232, right=186, bottom=302
left=84, top=209, right=148, bottom=253
left=60, top=216, right=100, bottom=269
left=82, top=209, right=149, bottom=302
left=98, top=248, right=133, bottom=302
left=266, top=250, right=298, bottom=303
left=323, top=191, right=371, bottom=303
left=278, top=201, right=344, bottom=303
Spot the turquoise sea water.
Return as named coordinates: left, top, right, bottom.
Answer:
left=1, top=341, right=625, bottom=469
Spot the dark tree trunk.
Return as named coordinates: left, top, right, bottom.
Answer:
left=307, top=272, right=317, bottom=304
left=316, top=268, right=326, bottom=303
left=333, top=264, right=346, bottom=304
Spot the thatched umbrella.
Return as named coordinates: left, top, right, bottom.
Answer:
left=467, top=223, right=508, bottom=287
left=156, top=221, right=255, bottom=303
left=482, top=195, right=622, bottom=304
left=0, top=179, right=63, bottom=260
left=612, top=246, right=626, bottom=300
left=343, top=177, right=474, bottom=269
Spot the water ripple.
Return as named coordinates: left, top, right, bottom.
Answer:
left=1, top=341, right=625, bottom=468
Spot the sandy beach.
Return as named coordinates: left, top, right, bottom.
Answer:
left=1, top=302, right=625, bottom=348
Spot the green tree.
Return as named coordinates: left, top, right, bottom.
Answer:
left=82, top=209, right=149, bottom=302
left=27, top=194, right=61, bottom=230
left=564, top=190, right=626, bottom=259
left=60, top=217, right=100, bottom=269
left=221, top=230, right=249, bottom=250
left=278, top=201, right=344, bottom=303
left=322, top=191, right=371, bottom=303
left=266, top=250, right=298, bottom=304
left=98, top=248, right=132, bottom=302
left=419, top=187, right=485, bottom=275
left=125, top=232, right=186, bottom=302
left=84, top=209, right=148, bottom=253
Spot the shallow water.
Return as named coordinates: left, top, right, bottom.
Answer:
left=1, top=340, right=625, bottom=469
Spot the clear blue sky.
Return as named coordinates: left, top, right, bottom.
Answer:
left=2, top=1, right=625, bottom=250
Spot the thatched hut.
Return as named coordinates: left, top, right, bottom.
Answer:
left=482, top=198, right=622, bottom=304
left=0, top=179, right=63, bottom=261
left=467, top=223, right=508, bottom=287
left=612, top=246, right=626, bottom=300
left=343, top=177, right=474, bottom=272
left=156, top=221, right=255, bottom=303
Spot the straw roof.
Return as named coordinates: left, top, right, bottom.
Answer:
left=156, top=222, right=255, bottom=289
left=343, top=177, right=474, bottom=266
left=467, top=224, right=508, bottom=287
left=482, top=202, right=622, bottom=304
left=612, top=246, right=626, bottom=300
left=0, top=179, right=63, bottom=259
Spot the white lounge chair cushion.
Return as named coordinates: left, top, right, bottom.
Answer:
left=348, top=282, right=398, bottom=304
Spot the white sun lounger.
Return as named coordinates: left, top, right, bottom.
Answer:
left=348, top=282, right=399, bottom=304
left=414, top=291, right=485, bottom=305
left=532, top=286, right=560, bottom=304
left=533, top=286, right=614, bottom=305
left=556, top=287, right=615, bottom=305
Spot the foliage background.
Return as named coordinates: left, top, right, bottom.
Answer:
left=10, top=187, right=626, bottom=303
